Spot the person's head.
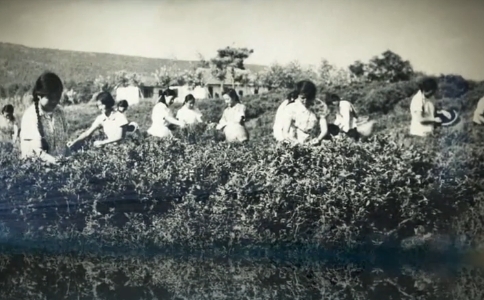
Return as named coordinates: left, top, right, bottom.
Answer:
left=2, top=104, right=14, bottom=119
left=419, top=77, right=438, bottom=98
left=95, top=91, right=116, bottom=113
left=295, top=80, right=317, bottom=107
left=222, top=89, right=240, bottom=107
left=287, top=90, right=299, bottom=102
left=158, top=88, right=177, bottom=106
left=326, top=93, right=341, bottom=106
left=184, top=94, right=196, bottom=109
left=32, top=71, right=64, bottom=113
left=117, top=100, right=129, bottom=113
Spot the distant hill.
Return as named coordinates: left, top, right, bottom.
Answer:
left=0, top=42, right=266, bottom=86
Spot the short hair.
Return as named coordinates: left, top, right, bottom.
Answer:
left=295, top=80, right=316, bottom=101
left=95, top=91, right=116, bottom=109
left=223, top=89, right=240, bottom=103
left=419, top=77, right=438, bottom=93
left=117, top=100, right=129, bottom=109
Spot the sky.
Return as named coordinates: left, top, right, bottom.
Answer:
left=0, top=0, right=483, bottom=80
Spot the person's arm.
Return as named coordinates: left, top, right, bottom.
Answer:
left=239, top=105, right=247, bottom=125
left=313, top=117, right=329, bottom=144
left=411, top=94, right=439, bottom=124
left=69, top=117, right=101, bottom=146
left=165, top=115, right=185, bottom=127
left=216, top=109, right=228, bottom=130
left=12, top=124, right=19, bottom=143
left=280, top=111, right=298, bottom=144
left=95, top=114, right=128, bottom=146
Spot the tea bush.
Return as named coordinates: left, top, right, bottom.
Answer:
left=0, top=129, right=480, bottom=255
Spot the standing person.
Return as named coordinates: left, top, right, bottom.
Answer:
left=279, top=80, right=329, bottom=145
left=176, top=94, right=204, bottom=126
left=216, top=89, right=249, bottom=142
left=410, top=77, right=442, bottom=137
left=147, top=89, right=186, bottom=139
left=67, top=92, right=129, bottom=149
left=0, top=104, right=20, bottom=147
left=473, top=96, right=484, bottom=125
left=326, top=93, right=360, bottom=141
left=20, top=71, right=69, bottom=164
left=273, top=90, right=298, bottom=142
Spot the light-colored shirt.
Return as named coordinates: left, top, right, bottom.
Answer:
left=217, top=103, right=248, bottom=142
left=0, top=115, right=18, bottom=142
left=273, top=99, right=295, bottom=141
left=279, top=100, right=320, bottom=143
left=217, top=103, right=246, bottom=130
left=473, top=97, right=484, bottom=124
left=92, top=111, right=129, bottom=140
left=334, top=100, right=358, bottom=132
left=147, top=102, right=174, bottom=138
left=176, top=105, right=203, bottom=125
left=410, top=90, right=435, bottom=137
left=20, top=104, right=69, bottom=159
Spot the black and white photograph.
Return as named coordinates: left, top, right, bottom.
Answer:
left=0, top=0, right=484, bottom=299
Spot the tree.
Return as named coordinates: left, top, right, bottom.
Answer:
left=94, top=75, right=116, bottom=92
left=209, top=47, right=254, bottom=89
left=349, top=50, right=414, bottom=83
left=318, top=59, right=357, bottom=87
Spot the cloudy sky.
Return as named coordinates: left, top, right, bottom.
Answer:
left=0, top=0, right=483, bottom=79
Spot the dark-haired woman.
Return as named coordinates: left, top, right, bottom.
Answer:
left=176, top=94, right=204, bottom=126
left=279, top=80, right=329, bottom=144
left=216, top=89, right=249, bottom=142
left=410, top=77, right=442, bottom=137
left=0, top=104, right=20, bottom=147
left=147, top=89, right=186, bottom=139
left=20, top=72, right=69, bottom=164
left=117, top=99, right=129, bottom=113
left=67, top=91, right=129, bottom=148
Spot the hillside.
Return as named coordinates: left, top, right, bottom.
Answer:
left=0, top=42, right=266, bottom=86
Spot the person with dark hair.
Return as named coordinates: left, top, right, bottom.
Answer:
left=279, top=80, right=328, bottom=144
left=117, top=100, right=129, bottom=113
left=20, top=71, right=69, bottom=164
left=410, top=77, right=442, bottom=136
left=273, top=90, right=299, bottom=141
left=67, top=91, right=129, bottom=148
left=147, top=88, right=186, bottom=138
left=176, top=94, right=204, bottom=126
left=216, top=89, right=249, bottom=142
left=0, top=104, right=20, bottom=145
left=325, top=93, right=361, bottom=141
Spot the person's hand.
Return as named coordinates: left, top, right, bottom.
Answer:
left=179, top=121, right=187, bottom=129
left=207, top=122, right=217, bottom=129
left=434, top=117, right=443, bottom=123
left=309, top=138, right=321, bottom=145
left=93, top=140, right=103, bottom=148
left=66, top=141, right=75, bottom=148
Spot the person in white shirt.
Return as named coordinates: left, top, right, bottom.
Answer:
left=147, top=89, right=186, bottom=139
left=176, top=94, right=204, bottom=126
left=473, top=96, right=484, bottom=125
left=20, top=72, right=69, bottom=164
left=67, top=92, right=129, bottom=149
left=273, top=91, right=298, bottom=142
left=326, top=93, right=360, bottom=141
left=279, top=80, right=329, bottom=145
left=409, top=77, right=442, bottom=137
left=216, top=89, right=249, bottom=142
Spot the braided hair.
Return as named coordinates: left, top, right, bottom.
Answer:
left=32, top=72, right=63, bottom=152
